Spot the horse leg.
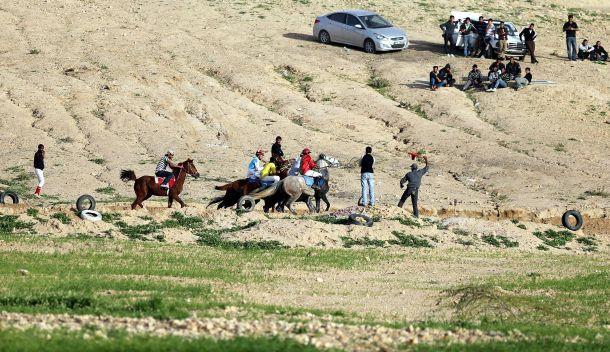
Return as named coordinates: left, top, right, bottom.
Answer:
left=286, top=193, right=301, bottom=215
left=168, top=195, right=174, bottom=208
left=315, top=195, right=321, bottom=213
left=140, top=193, right=152, bottom=208
left=174, top=194, right=186, bottom=208
left=305, top=196, right=315, bottom=214
left=322, top=194, right=331, bottom=211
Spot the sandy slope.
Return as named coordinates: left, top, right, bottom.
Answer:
left=0, top=0, right=608, bottom=215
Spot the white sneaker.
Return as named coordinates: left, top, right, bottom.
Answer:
left=486, top=88, right=496, bottom=92
left=451, top=54, right=455, bottom=57
left=447, top=53, right=450, bottom=57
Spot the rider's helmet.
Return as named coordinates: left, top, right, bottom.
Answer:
left=256, top=149, right=265, bottom=156
left=167, top=149, right=175, bottom=156
left=302, top=148, right=311, bottom=154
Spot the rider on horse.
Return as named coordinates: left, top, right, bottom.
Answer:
left=301, top=148, right=322, bottom=190
left=247, top=149, right=265, bottom=182
left=260, top=156, right=280, bottom=184
left=156, top=149, right=181, bottom=189
left=271, top=136, right=284, bottom=162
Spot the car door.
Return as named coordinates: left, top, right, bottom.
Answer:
left=325, top=12, right=347, bottom=43
left=344, top=14, right=366, bottom=46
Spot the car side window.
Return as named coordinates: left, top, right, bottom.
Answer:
left=346, top=14, right=362, bottom=27
left=328, top=13, right=346, bottom=24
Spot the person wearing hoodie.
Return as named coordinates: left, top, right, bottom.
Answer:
left=439, top=15, right=457, bottom=57
left=397, top=155, right=429, bottom=218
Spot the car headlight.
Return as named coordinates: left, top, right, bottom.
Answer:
left=374, top=34, right=389, bottom=41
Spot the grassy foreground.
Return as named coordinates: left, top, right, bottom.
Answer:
left=0, top=235, right=608, bottom=351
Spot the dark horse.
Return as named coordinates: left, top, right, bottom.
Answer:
left=120, top=159, right=200, bottom=209
left=207, top=158, right=293, bottom=209
left=263, top=167, right=330, bottom=213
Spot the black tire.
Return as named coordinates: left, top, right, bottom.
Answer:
left=76, top=194, right=96, bottom=212
left=237, top=195, right=256, bottom=212
left=562, top=210, right=583, bottom=231
left=0, top=191, right=19, bottom=204
left=363, top=39, right=376, bottom=54
left=318, top=30, right=331, bottom=44
left=347, top=213, right=373, bottom=227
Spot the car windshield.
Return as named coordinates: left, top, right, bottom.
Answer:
left=358, top=14, right=392, bottom=29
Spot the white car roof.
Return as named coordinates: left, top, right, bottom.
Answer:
left=450, top=11, right=482, bottom=21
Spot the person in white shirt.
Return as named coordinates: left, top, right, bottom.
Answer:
left=578, top=39, right=595, bottom=60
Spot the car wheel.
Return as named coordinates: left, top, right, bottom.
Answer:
left=364, top=39, right=376, bottom=54
left=318, top=30, right=331, bottom=44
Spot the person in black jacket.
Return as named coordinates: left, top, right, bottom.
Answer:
left=591, top=41, right=608, bottom=61
left=271, top=136, right=284, bottom=161
left=33, top=144, right=45, bottom=197
left=360, top=146, right=375, bottom=207
left=438, top=64, right=456, bottom=87
left=397, top=155, right=429, bottom=218
left=506, top=57, right=521, bottom=79
left=439, top=15, right=457, bottom=57
left=519, top=23, right=539, bottom=63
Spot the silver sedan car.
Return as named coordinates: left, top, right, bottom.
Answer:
left=313, top=10, right=408, bottom=53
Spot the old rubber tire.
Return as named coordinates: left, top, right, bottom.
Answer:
left=319, top=30, right=331, bottom=44
left=348, top=213, right=373, bottom=227
left=0, top=191, right=19, bottom=204
left=76, top=194, right=96, bottom=212
left=364, top=39, right=376, bottom=54
left=237, top=195, right=256, bottom=212
left=79, top=210, right=102, bottom=222
left=562, top=210, right=583, bottom=231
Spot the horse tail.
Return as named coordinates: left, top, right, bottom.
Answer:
left=120, top=169, right=137, bottom=182
left=250, top=180, right=283, bottom=199
left=215, top=182, right=234, bottom=191
left=207, top=196, right=224, bottom=208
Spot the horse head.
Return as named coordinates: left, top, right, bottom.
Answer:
left=181, top=159, right=200, bottom=178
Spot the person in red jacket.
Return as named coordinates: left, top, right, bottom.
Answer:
left=300, top=148, right=322, bottom=189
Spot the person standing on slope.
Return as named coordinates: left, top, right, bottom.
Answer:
left=360, top=146, right=375, bottom=207
left=33, top=144, right=45, bottom=198
left=397, top=155, right=430, bottom=218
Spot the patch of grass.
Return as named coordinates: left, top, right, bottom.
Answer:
left=517, top=224, right=527, bottom=230
left=482, top=234, right=518, bottom=248
left=162, top=212, right=205, bottom=229
left=457, top=239, right=475, bottom=246
left=195, top=222, right=282, bottom=249
left=0, top=172, right=32, bottom=200
left=89, top=158, right=106, bottom=165
left=452, top=228, right=470, bottom=236
left=398, top=101, right=429, bottom=120
left=0, top=329, right=324, bottom=352
left=0, top=215, right=34, bottom=235
left=101, top=212, right=122, bottom=223
left=576, top=237, right=598, bottom=252
left=95, top=187, right=115, bottom=195
left=26, top=208, right=39, bottom=217
left=390, top=216, right=421, bottom=228
left=310, top=215, right=348, bottom=225
left=115, top=221, right=161, bottom=240
left=340, top=236, right=386, bottom=248
left=584, top=190, right=609, bottom=198
left=368, top=76, right=390, bottom=89
left=536, top=244, right=549, bottom=251
left=28, top=49, right=41, bottom=55
left=482, top=234, right=501, bottom=247
left=389, top=231, right=433, bottom=248
left=533, top=229, right=575, bottom=248
left=553, top=143, right=566, bottom=152
left=51, top=212, right=71, bottom=225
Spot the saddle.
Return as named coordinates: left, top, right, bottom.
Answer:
left=155, top=176, right=176, bottom=188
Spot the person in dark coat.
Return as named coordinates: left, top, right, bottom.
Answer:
left=397, top=155, right=429, bottom=218
left=33, top=144, right=45, bottom=197
left=271, top=136, right=284, bottom=161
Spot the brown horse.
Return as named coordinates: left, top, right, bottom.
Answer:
left=120, top=159, right=200, bottom=209
left=207, top=158, right=292, bottom=209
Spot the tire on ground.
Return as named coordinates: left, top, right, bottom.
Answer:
left=347, top=213, right=373, bottom=227
left=562, top=210, right=583, bottom=231
left=0, top=191, right=19, bottom=204
left=237, top=195, right=256, bottom=212
left=79, top=210, right=102, bottom=222
left=76, top=194, right=96, bottom=212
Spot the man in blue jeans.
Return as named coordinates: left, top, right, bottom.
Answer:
left=429, top=66, right=445, bottom=91
left=563, top=15, right=579, bottom=61
left=360, top=146, right=375, bottom=207
left=460, top=18, right=475, bottom=57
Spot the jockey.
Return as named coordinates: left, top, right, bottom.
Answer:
left=260, top=156, right=280, bottom=184
left=247, top=149, right=265, bottom=182
left=288, top=152, right=302, bottom=176
left=155, top=149, right=180, bottom=189
left=300, top=148, right=322, bottom=189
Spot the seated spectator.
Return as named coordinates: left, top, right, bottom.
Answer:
left=514, top=67, right=532, bottom=90
left=429, top=66, right=445, bottom=91
left=462, top=64, right=483, bottom=91
left=489, top=58, right=505, bottom=72
left=486, top=66, right=507, bottom=92
left=578, top=39, right=594, bottom=60
left=506, top=57, right=521, bottom=80
left=591, top=41, right=608, bottom=61
left=438, top=64, right=456, bottom=87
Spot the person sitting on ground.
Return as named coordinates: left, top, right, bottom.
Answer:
left=514, top=67, right=532, bottom=90
left=429, top=65, right=445, bottom=91
left=489, top=58, right=505, bottom=72
left=462, top=64, right=483, bottom=91
left=499, top=67, right=511, bottom=84
left=397, top=155, right=430, bottom=218
left=578, top=39, right=595, bottom=60
left=155, top=149, right=181, bottom=189
left=300, top=148, right=322, bottom=190
left=247, top=149, right=265, bottom=182
left=506, top=57, right=522, bottom=80
left=438, top=64, right=456, bottom=87
left=486, top=66, right=507, bottom=92
left=591, top=41, right=608, bottom=61
left=260, top=156, right=280, bottom=184
left=271, top=136, right=284, bottom=161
